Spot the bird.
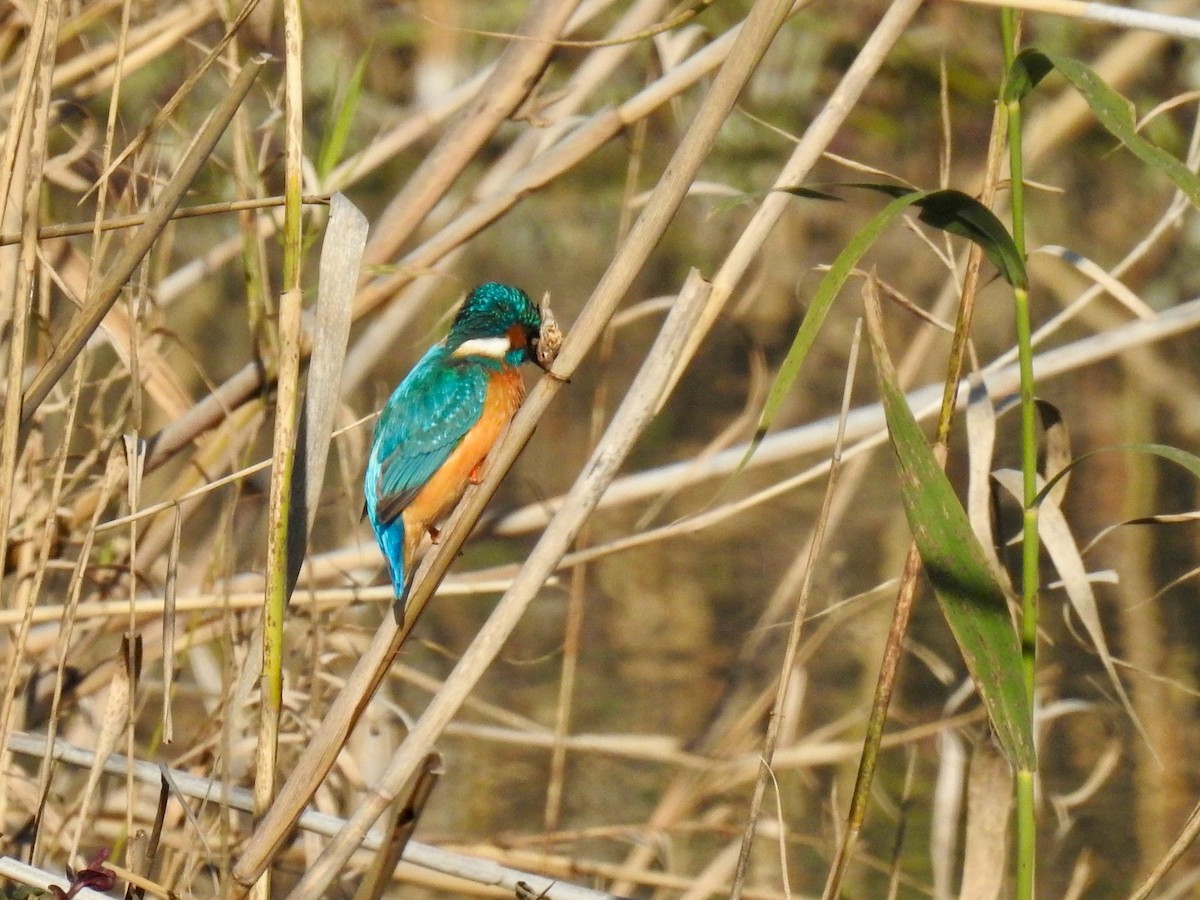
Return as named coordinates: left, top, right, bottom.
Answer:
left=364, top=282, right=547, bottom=600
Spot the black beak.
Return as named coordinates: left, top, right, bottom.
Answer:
left=527, top=327, right=547, bottom=369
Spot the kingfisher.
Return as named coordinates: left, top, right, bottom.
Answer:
left=364, top=282, right=548, bottom=599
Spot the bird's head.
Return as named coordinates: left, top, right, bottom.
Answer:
left=447, top=282, right=547, bottom=369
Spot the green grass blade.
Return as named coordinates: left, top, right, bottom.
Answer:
left=748, top=190, right=917, bottom=452
left=909, top=190, right=1028, bottom=291
left=771, top=184, right=848, bottom=203
left=317, top=50, right=369, bottom=183
left=865, top=290, right=1035, bottom=769
left=1007, top=49, right=1200, bottom=209
left=839, top=184, right=1029, bottom=289
left=1034, top=442, right=1200, bottom=507
left=1002, top=48, right=1054, bottom=103
left=743, top=188, right=1024, bottom=470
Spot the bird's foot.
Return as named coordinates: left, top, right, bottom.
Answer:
left=427, top=526, right=440, bottom=544
left=468, top=463, right=483, bottom=485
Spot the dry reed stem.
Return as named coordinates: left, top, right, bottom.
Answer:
left=351, top=752, right=442, bottom=900
left=1129, top=796, right=1200, bottom=900
left=68, top=630, right=134, bottom=860
left=82, top=0, right=128, bottom=303
left=0, top=584, right=477, bottom=628
left=949, top=0, right=1200, bottom=37
left=536, top=65, right=662, bottom=823
left=0, top=195, right=330, bottom=246
left=250, top=4, right=304, bottom=897
left=534, top=0, right=671, bottom=124
left=162, top=508, right=182, bottom=744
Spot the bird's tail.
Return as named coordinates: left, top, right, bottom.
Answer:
left=377, top=516, right=409, bottom=602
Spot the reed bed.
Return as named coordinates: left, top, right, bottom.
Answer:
left=2, top=1, right=1200, bottom=897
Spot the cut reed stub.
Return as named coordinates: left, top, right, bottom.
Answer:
left=536, top=291, right=564, bottom=368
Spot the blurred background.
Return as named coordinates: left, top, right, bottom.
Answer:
left=3, top=0, right=1200, bottom=897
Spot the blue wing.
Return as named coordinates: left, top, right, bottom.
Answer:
left=365, top=347, right=488, bottom=598
left=366, top=347, right=488, bottom=527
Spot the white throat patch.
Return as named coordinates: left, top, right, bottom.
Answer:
left=452, top=336, right=512, bottom=360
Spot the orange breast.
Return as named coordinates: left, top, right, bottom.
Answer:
left=401, top=366, right=525, bottom=564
